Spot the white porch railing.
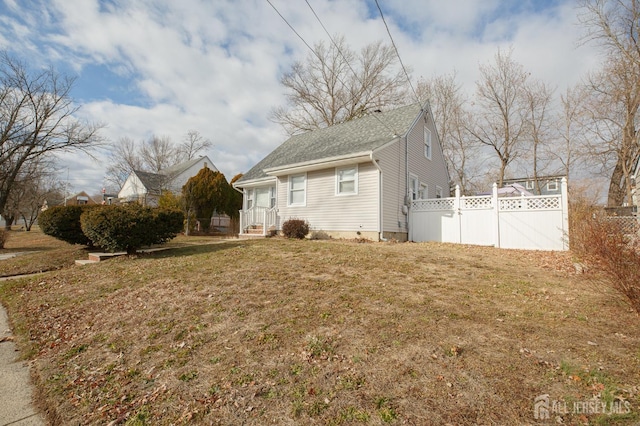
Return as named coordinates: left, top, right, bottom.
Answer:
left=239, top=206, right=278, bottom=236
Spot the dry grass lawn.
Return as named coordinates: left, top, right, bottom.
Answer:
left=0, top=232, right=639, bottom=425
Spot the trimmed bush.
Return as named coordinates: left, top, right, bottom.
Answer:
left=81, top=204, right=184, bottom=254
left=282, top=219, right=310, bottom=239
left=39, top=205, right=97, bottom=246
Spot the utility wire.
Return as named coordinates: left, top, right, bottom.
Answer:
left=304, top=0, right=400, bottom=134
left=374, top=0, right=422, bottom=108
left=266, top=0, right=400, bottom=136
left=265, top=0, right=316, bottom=53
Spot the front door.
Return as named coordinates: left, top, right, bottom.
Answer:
left=255, top=187, right=271, bottom=208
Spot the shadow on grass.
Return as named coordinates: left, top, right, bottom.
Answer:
left=142, top=240, right=247, bottom=259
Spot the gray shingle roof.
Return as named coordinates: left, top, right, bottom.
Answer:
left=160, top=156, right=214, bottom=178
left=134, top=170, right=166, bottom=195
left=238, top=103, right=422, bottom=183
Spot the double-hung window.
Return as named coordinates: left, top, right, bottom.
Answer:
left=436, top=186, right=444, bottom=199
left=289, top=174, right=306, bottom=206
left=410, top=175, right=419, bottom=200
left=269, top=186, right=276, bottom=208
left=424, top=126, right=432, bottom=160
left=246, top=189, right=254, bottom=209
left=419, top=183, right=428, bottom=199
left=547, top=181, right=558, bottom=191
left=336, top=166, right=358, bottom=195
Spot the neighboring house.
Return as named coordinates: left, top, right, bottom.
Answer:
left=118, top=156, right=217, bottom=206
left=233, top=103, right=450, bottom=241
left=62, top=191, right=98, bottom=206
left=502, top=175, right=565, bottom=196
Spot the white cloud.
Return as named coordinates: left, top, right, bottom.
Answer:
left=0, top=0, right=603, bottom=193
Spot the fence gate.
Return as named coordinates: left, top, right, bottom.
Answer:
left=409, top=179, right=569, bottom=251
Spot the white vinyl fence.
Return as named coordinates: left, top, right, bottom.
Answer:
left=409, top=178, right=569, bottom=250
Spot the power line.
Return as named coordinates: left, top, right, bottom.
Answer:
left=265, top=0, right=316, bottom=54
left=266, top=0, right=400, bottom=136
left=374, top=0, right=422, bottom=107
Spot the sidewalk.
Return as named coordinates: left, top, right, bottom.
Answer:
left=0, top=301, right=45, bottom=426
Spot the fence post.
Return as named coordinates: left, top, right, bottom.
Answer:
left=561, top=177, right=569, bottom=250
left=454, top=185, right=461, bottom=243
left=262, top=209, right=267, bottom=236
left=408, top=201, right=413, bottom=242
left=493, top=183, right=500, bottom=248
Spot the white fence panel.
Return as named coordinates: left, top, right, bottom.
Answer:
left=459, top=195, right=494, bottom=245
left=499, top=208, right=565, bottom=250
left=410, top=179, right=569, bottom=251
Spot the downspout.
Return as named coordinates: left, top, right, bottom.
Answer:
left=405, top=134, right=410, bottom=235
left=370, top=153, right=386, bottom=242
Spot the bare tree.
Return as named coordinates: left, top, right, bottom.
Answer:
left=416, top=72, right=481, bottom=194
left=555, top=86, right=588, bottom=181
left=578, top=0, right=640, bottom=206
left=522, top=79, right=555, bottom=194
left=271, top=35, right=408, bottom=135
left=178, top=130, right=212, bottom=161
left=468, top=48, right=530, bottom=187
left=0, top=52, right=103, bottom=216
left=105, top=131, right=212, bottom=191
left=140, top=135, right=176, bottom=172
left=105, top=137, right=143, bottom=189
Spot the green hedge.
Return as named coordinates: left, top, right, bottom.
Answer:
left=38, top=205, right=98, bottom=246
left=80, top=204, right=183, bottom=254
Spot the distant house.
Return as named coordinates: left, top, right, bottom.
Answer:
left=62, top=191, right=98, bottom=206
left=502, top=175, right=565, bottom=196
left=118, top=156, right=217, bottom=206
left=233, top=103, right=450, bottom=241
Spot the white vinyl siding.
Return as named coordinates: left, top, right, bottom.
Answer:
left=407, top=116, right=449, bottom=204
left=277, top=163, right=378, bottom=231
left=336, top=165, right=358, bottom=195
left=288, top=174, right=306, bottom=206
left=375, top=140, right=406, bottom=233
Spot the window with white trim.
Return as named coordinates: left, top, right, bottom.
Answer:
left=419, top=183, right=428, bottom=199
left=246, top=189, right=254, bottom=209
left=269, top=186, right=276, bottom=208
left=289, top=174, right=306, bottom=205
left=410, top=174, right=419, bottom=200
left=547, top=180, right=558, bottom=191
left=336, top=165, right=358, bottom=195
left=436, top=186, right=443, bottom=199
left=424, top=126, right=432, bottom=160
left=525, top=180, right=534, bottom=190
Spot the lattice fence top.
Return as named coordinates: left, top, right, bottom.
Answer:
left=461, top=196, right=492, bottom=209
left=604, top=216, right=640, bottom=235
left=499, top=195, right=561, bottom=211
left=412, top=198, right=455, bottom=210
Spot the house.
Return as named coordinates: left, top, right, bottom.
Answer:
left=502, top=175, right=565, bottom=196
left=233, top=103, right=450, bottom=241
left=118, top=156, right=217, bottom=206
left=62, top=191, right=98, bottom=206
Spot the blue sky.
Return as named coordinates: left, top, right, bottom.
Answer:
left=0, top=0, right=596, bottom=195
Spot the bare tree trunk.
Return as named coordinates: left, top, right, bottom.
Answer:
left=607, top=160, right=626, bottom=206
